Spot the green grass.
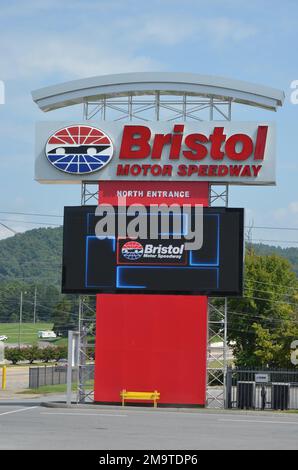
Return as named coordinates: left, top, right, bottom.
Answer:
left=0, top=322, right=93, bottom=347
left=210, top=335, right=222, bottom=344
left=50, top=337, right=68, bottom=347
left=0, top=322, right=54, bottom=344
left=20, top=380, right=94, bottom=395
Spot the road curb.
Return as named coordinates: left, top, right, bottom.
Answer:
left=40, top=401, right=298, bottom=416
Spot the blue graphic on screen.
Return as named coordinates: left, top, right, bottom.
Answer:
left=84, top=211, right=220, bottom=291
left=189, top=214, right=220, bottom=266
left=85, top=236, right=116, bottom=288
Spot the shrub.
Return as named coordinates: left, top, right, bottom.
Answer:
left=54, top=346, right=68, bottom=361
left=41, top=346, right=56, bottom=363
left=23, top=345, right=43, bottom=364
left=5, top=347, right=26, bottom=364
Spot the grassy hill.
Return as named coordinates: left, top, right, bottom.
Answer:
left=0, top=227, right=297, bottom=286
left=0, top=226, right=296, bottom=324
left=0, top=226, right=62, bottom=286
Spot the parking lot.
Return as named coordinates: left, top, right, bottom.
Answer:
left=0, top=397, right=297, bottom=450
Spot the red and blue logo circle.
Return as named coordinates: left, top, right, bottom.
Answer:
left=45, top=125, right=113, bottom=175
left=121, top=241, right=144, bottom=261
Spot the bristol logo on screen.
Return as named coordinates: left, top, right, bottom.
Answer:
left=121, top=241, right=144, bottom=261
left=45, top=125, right=114, bottom=175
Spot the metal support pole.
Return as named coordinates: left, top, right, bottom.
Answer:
left=78, top=326, right=88, bottom=403
left=183, top=93, right=187, bottom=121
left=66, top=330, right=79, bottom=405
left=223, top=297, right=228, bottom=408
left=209, top=97, right=214, bottom=120
left=155, top=92, right=160, bottom=121
left=103, top=97, right=106, bottom=120
left=66, top=330, right=73, bottom=405
left=66, top=330, right=80, bottom=405
left=33, top=287, right=37, bottom=324
left=18, top=291, right=23, bottom=348
left=78, top=296, right=82, bottom=336
left=128, top=95, right=133, bottom=121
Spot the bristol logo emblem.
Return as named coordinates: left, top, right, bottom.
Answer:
left=121, top=241, right=144, bottom=261
left=45, top=125, right=113, bottom=175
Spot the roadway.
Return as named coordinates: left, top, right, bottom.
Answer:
left=0, top=396, right=297, bottom=449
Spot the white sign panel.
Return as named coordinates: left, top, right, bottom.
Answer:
left=255, top=373, right=270, bottom=383
left=35, top=121, right=276, bottom=185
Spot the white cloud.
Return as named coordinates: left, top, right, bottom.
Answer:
left=272, top=201, right=298, bottom=221
left=0, top=36, right=161, bottom=81
left=204, top=17, right=257, bottom=42
left=121, top=15, right=257, bottom=47
left=0, top=9, right=258, bottom=81
left=289, top=202, right=298, bottom=214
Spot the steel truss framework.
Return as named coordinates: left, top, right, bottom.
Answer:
left=77, top=296, right=96, bottom=403
left=83, top=94, right=232, bottom=122
left=80, top=92, right=231, bottom=407
left=207, top=185, right=229, bottom=408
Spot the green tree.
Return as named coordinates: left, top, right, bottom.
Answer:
left=228, top=253, right=298, bottom=367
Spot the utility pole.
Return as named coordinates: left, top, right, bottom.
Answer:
left=18, top=291, right=23, bottom=348
left=33, top=287, right=37, bottom=324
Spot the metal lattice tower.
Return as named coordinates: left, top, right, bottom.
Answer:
left=207, top=184, right=229, bottom=408
left=80, top=90, right=232, bottom=408
left=77, top=296, right=96, bottom=403
left=31, top=73, right=284, bottom=407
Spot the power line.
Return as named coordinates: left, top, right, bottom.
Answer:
left=243, top=288, right=295, bottom=300
left=244, top=278, right=298, bottom=291
left=247, top=226, right=298, bottom=231
left=227, top=309, right=298, bottom=325
left=240, top=295, right=298, bottom=306
left=0, top=219, right=61, bottom=227
left=0, top=222, right=18, bottom=235
left=248, top=238, right=298, bottom=244
left=0, top=211, right=62, bottom=218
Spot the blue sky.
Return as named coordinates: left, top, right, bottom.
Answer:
left=0, top=0, right=297, bottom=246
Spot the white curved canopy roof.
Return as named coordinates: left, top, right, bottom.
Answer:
left=32, top=72, right=284, bottom=112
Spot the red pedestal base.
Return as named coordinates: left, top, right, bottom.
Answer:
left=94, top=294, right=207, bottom=406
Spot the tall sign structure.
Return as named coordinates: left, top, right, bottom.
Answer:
left=32, top=72, right=284, bottom=407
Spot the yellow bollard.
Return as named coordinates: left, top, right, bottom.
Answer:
left=1, top=366, right=6, bottom=390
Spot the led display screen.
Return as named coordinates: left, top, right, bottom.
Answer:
left=62, top=206, right=244, bottom=296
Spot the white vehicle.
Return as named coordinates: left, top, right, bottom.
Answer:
left=37, top=330, right=57, bottom=339
left=0, top=335, right=8, bottom=341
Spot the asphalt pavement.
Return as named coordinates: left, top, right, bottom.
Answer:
left=0, top=395, right=297, bottom=450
